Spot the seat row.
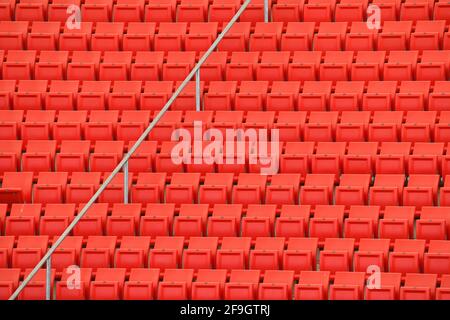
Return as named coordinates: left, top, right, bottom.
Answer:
left=2, top=235, right=450, bottom=275
left=1, top=21, right=450, bottom=52
left=2, top=0, right=449, bottom=23
left=2, top=267, right=450, bottom=300
left=2, top=50, right=450, bottom=83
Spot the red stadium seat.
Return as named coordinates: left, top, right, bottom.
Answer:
left=309, top=205, right=345, bottom=239
left=329, top=272, right=365, bottom=300
left=182, top=236, right=218, bottom=270
left=294, top=271, right=330, bottom=300
left=158, top=268, right=194, bottom=300
left=115, top=236, right=150, bottom=269
left=81, top=236, right=117, bottom=268
left=123, top=268, right=160, bottom=300
left=224, top=269, right=260, bottom=300
left=216, top=237, right=251, bottom=270
left=354, top=238, right=390, bottom=272
left=400, top=273, right=437, bottom=300
left=276, top=205, right=311, bottom=238
left=389, top=239, right=426, bottom=274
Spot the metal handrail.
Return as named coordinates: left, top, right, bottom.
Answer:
left=9, top=0, right=252, bottom=300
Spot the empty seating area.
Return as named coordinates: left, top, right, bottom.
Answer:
left=0, top=0, right=449, bottom=301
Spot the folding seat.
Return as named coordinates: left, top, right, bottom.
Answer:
left=335, top=0, right=368, bottom=22
left=197, top=173, right=232, bottom=205
left=408, top=142, right=444, bottom=174
left=354, top=238, right=390, bottom=272
left=221, top=270, right=257, bottom=300
left=330, top=81, right=365, bottom=111
left=56, top=140, right=90, bottom=173
left=172, top=80, right=205, bottom=111
left=375, top=142, right=410, bottom=174
left=216, top=237, right=252, bottom=270
left=309, top=205, right=345, bottom=239
left=400, top=274, right=437, bottom=300
left=436, top=111, right=450, bottom=143
left=239, top=0, right=271, bottom=22
left=99, top=51, right=133, bottom=81
left=205, top=204, right=242, bottom=237
left=369, top=174, right=405, bottom=207
left=149, top=236, right=184, bottom=269
left=158, top=269, right=194, bottom=300
left=217, top=22, right=251, bottom=52
left=368, top=111, right=403, bottom=141
left=56, top=267, right=92, bottom=300
left=180, top=110, right=214, bottom=138
left=154, top=141, right=185, bottom=175
left=66, top=173, right=102, bottom=206
left=0, top=21, right=29, bottom=50
left=241, top=204, right=277, bottom=238
left=294, top=271, right=330, bottom=300
left=50, top=236, right=82, bottom=271
left=411, top=21, right=446, bottom=51
left=176, top=0, right=208, bottom=22
left=351, top=50, right=386, bottom=81
left=319, top=51, right=354, bottom=81
left=0, top=110, right=22, bottom=145
left=304, top=111, right=338, bottom=142
left=297, top=82, right=332, bottom=112
left=3, top=51, right=37, bottom=81
left=98, top=172, right=133, bottom=204
left=249, top=237, right=284, bottom=271
left=424, top=240, right=450, bottom=274
left=15, top=0, right=48, bottom=21
left=5, top=204, right=42, bottom=236
left=378, top=21, right=413, bottom=51
left=210, top=110, right=244, bottom=136
left=184, top=22, right=218, bottom=52
left=417, top=52, right=450, bottom=86
left=271, top=0, right=303, bottom=22
left=18, top=268, right=56, bottom=300
left=279, top=237, right=316, bottom=273
left=256, top=52, right=290, bottom=82
left=89, top=268, right=127, bottom=300
left=72, top=202, right=107, bottom=236
left=165, top=173, right=200, bottom=205
left=0, top=140, right=22, bottom=175
left=440, top=176, right=450, bottom=206
left=197, top=51, right=227, bottom=82
left=249, top=22, right=283, bottom=52
left=144, top=0, right=176, bottom=22
left=287, top=51, right=321, bottom=82
left=234, top=81, right=268, bottom=111
left=300, top=174, right=335, bottom=205
left=336, top=112, right=372, bottom=142
left=265, top=82, right=301, bottom=112
left=0, top=232, right=13, bottom=265
left=344, top=205, right=380, bottom=240
left=273, top=111, right=306, bottom=143
left=67, top=51, right=102, bottom=81
left=22, top=140, right=57, bottom=173
left=47, top=0, right=81, bottom=22
left=335, top=174, right=371, bottom=206
left=329, top=272, right=366, bottom=300
left=429, top=81, right=450, bottom=111
left=105, top=203, right=142, bottom=237
left=403, top=174, right=439, bottom=208
left=182, top=236, right=218, bottom=270
left=113, top=0, right=145, bottom=22
left=0, top=269, right=21, bottom=300
left=280, top=142, right=314, bottom=176
left=12, top=235, right=49, bottom=269
left=33, top=172, right=68, bottom=204
left=140, top=81, right=173, bottom=111
left=281, top=22, right=315, bottom=51
left=109, top=82, right=142, bottom=111
left=91, top=22, right=125, bottom=52
left=399, top=0, right=431, bottom=21
left=437, top=275, right=450, bottom=300
left=365, top=272, right=402, bottom=300
left=154, top=22, right=187, bottom=52
left=123, top=22, right=156, bottom=52
left=84, top=110, right=118, bottom=140
left=257, top=270, right=295, bottom=300
left=191, top=269, right=227, bottom=300
left=265, top=174, right=301, bottom=206
left=274, top=204, right=310, bottom=239
left=89, top=140, right=124, bottom=173
left=127, top=141, right=158, bottom=173
left=44, top=78, right=79, bottom=111
left=303, top=0, right=335, bottom=22
left=27, top=22, right=61, bottom=51
left=114, top=236, right=150, bottom=269
left=372, top=0, right=401, bottom=22
left=401, top=110, right=436, bottom=143
left=434, top=0, right=450, bottom=23
left=225, top=51, right=259, bottom=81
left=163, top=51, right=196, bottom=81
left=130, top=52, right=164, bottom=82
left=0, top=81, right=17, bottom=111
left=232, top=173, right=267, bottom=205
left=313, top=22, right=348, bottom=51
left=384, top=50, right=419, bottom=81
left=417, top=209, right=450, bottom=241
left=139, top=203, right=174, bottom=238
left=81, top=0, right=113, bottom=22
left=117, top=110, right=151, bottom=143
left=123, top=268, right=160, bottom=300
left=320, top=238, right=355, bottom=273
left=363, top=81, right=397, bottom=111
left=173, top=204, right=209, bottom=237
left=80, top=236, right=117, bottom=269
left=311, top=142, right=346, bottom=179
left=345, top=22, right=378, bottom=51
left=59, top=22, right=94, bottom=51
left=389, top=239, right=426, bottom=273
left=395, top=82, right=431, bottom=112
left=21, top=110, right=55, bottom=141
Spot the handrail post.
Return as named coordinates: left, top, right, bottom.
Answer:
left=123, top=161, right=129, bottom=204
left=264, top=0, right=269, bottom=22
left=46, top=257, right=51, bottom=300
left=8, top=0, right=252, bottom=301
left=195, top=69, right=201, bottom=111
